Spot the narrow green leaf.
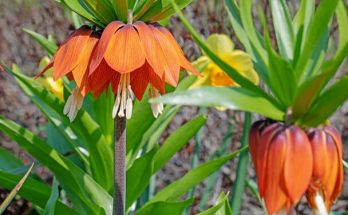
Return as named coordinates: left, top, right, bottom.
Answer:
left=126, top=147, right=157, bottom=210
left=270, top=0, right=295, bottom=60
left=82, top=0, right=116, bottom=23
left=224, top=0, right=270, bottom=86
left=153, top=114, right=207, bottom=173
left=301, top=76, right=348, bottom=127
left=113, top=0, right=128, bottom=22
left=43, top=178, right=59, bottom=215
left=0, top=163, right=34, bottom=214
left=294, top=0, right=339, bottom=79
left=230, top=112, right=251, bottom=214
left=149, top=0, right=193, bottom=22
left=336, top=0, right=348, bottom=55
left=170, top=0, right=281, bottom=110
left=0, top=116, right=112, bottom=215
left=2, top=63, right=113, bottom=192
left=198, top=193, right=232, bottom=215
left=23, top=29, right=57, bottom=56
left=0, top=148, right=23, bottom=171
left=152, top=87, right=285, bottom=121
left=60, top=0, right=105, bottom=27
left=134, top=0, right=155, bottom=20
left=137, top=199, right=194, bottom=215
left=147, top=147, right=247, bottom=203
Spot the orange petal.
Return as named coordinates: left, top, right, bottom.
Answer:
left=53, top=26, right=92, bottom=80
left=158, top=26, right=200, bottom=76
left=89, top=21, right=124, bottom=74
left=72, top=34, right=99, bottom=95
left=104, top=25, right=146, bottom=74
left=150, top=25, right=180, bottom=87
left=88, top=60, right=114, bottom=92
left=248, top=120, right=265, bottom=171
left=263, top=131, right=288, bottom=214
left=283, top=126, right=313, bottom=204
left=257, top=123, right=282, bottom=197
left=110, top=73, right=121, bottom=94
left=134, top=21, right=164, bottom=78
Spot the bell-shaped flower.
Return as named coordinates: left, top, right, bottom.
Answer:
left=249, top=121, right=313, bottom=214
left=306, top=126, right=343, bottom=215
left=88, top=21, right=199, bottom=119
left=191, top=34, right=259, bottom=88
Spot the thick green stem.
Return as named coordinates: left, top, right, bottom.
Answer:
left=230, top=112, right=251, bottom=214
left=114, top=116, right=126, bottom=215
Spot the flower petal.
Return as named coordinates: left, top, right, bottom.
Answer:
left=88, top=60, right=114, bottom=92
left=53, top=26, right=92, bottom=80
left=283, top=126, right=313, bottom=204
left=89, top=21, right=124, bottom=74
left=206, top=34, right=235, bottom=57
left=104, top=25, right=146, bottom=74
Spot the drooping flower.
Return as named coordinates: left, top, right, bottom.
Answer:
left=306, top=126, right=343, bottom=214
left=249, top=121, right=313, bottom=214
left=38, top=25, right=100, bottom=121
left=191, top=34, right=259, bottom=88
left=88, top=21, right=199, bottom=118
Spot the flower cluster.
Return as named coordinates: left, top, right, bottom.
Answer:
left=39, top=21, right=199, bottom=121
left=249, top=120, right=343, bottom=214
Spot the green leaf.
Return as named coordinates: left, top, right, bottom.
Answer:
left=230, top=112, right=250, bottom=214
left=93, top=88, right=114, bottom=145
left=336, top=0, right=348, bottom=56
left=301, top=76, right=348, bottom=127
left=198, top=193, right=232, bottom=215
left=113, top=0, right=128, bottom=22
left=0, top=116, right=112, bottom=215
left=126, top=147, right=157, bottom=210
left=152, top=87, right=284, bottom=121
left=137, top=199, right=194, bottom=215
left=0, top=170, right=78, bottom=214
left=147, top=147, right=247, bottom=203
left=153, top=114, right=207, bottom=173
left=43, top=178, right=59, bottom=215
left=148, top=0, right=193, bottom=22
left=3, top=63, right=113, bottom=192
left=224, top=0, right=269, bottom=86
left=294, top=0, right=339, bottom=79
left=0, top=148, right=23, bottom=171
left=0, top=163, right=34, bottom=214
left=60, top=0, right=105, bottom=27
left=23, top=29, right=57, bottom=56
left=134, top=0, right=155, bottom=20
left=270, top=0, right=295, bottom=60
left=170, top=0, right=281, bottom=110
left=82, top=0, right=116, bottom=23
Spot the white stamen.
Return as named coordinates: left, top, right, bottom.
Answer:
left=313, top=192, right=328, bottom=215
left=149, top=85, right=164, bottom=118
left=113, top=73, right=134, bottom=119
left=63, top=88, right=84, bottom=122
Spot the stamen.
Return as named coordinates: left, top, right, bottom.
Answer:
left=63, top=88, right=84, bottom=122
left=149, top=85, right=163, bottom=118
left=314, top=192, right=328, bottom=215
left=113, top=73, right=134, bottom=119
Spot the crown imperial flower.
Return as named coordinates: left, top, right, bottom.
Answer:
left=38, top=21, right=198, bottom=121
left=249, top=121, right=313, bottom=214
left=306, top=126, right=343, bottom=214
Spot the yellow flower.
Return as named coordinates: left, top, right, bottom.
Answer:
left=37, top=57, right=64, bottom=100
left=192, top=34, right=259, bottom=88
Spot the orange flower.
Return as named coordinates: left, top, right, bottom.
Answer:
left=39, top=21, right=198, bottom=121
left=306, top=126, right=343, bottom=214
left=249, top=121, right=313, bottom=214
left=38, top=26, right=100, bottom=121
left=88, top=21, right=199, bottom=119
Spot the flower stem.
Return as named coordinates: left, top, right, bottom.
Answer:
left=114, top=116, right=126, bottom=215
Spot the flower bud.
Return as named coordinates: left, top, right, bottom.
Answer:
left=249, top=122, right=313, bottom=214
left=306, top=126, right=343, bottom=213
